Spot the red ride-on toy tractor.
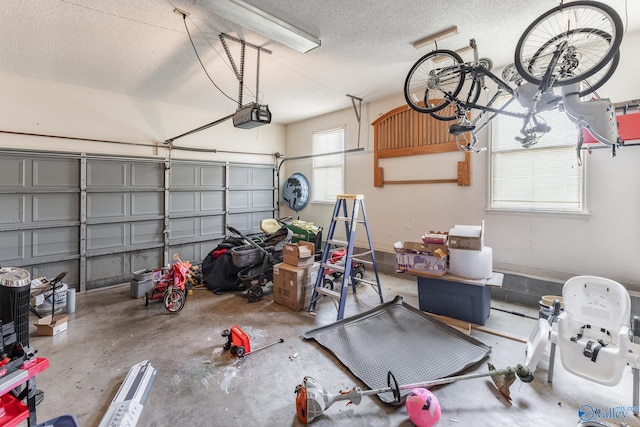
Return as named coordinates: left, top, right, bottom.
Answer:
left=145, top=253, right=192, bottom=313
left=322, top=247, right=365, bottom=290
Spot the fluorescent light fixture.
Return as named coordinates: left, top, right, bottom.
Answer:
left=210, top=0, right=320, bottom=53
left=412, top=25, right=458, bottom=49
left=454, top=45, right=473, bottom=56
left=432, top=45, right=474, bottom=63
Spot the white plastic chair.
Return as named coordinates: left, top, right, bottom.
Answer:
left=542, top=276, right=640, bottom=415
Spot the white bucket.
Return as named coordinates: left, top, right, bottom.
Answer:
left=66, top=288, right=76, bottom=314
left=538, top=295, right=563, bottom=319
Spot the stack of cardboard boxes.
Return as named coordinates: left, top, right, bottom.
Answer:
left=394, top=238, right=449, bottom=277
left=394, top=222, right=491, bottom=280
left=393, top=221, right=498, bottom=325
left=417, top=221, right=497, bottom=325
left=272, top=242, right=320, bottom=311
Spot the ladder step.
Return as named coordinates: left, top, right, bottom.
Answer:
left=327, top=239, right=348, bottom=247
left=356, top=278, right=378, bottom=287
left=356, top=250, right=373, bottom=257
left=315, top=287, right=341, bottom=299
left=321, top=263, right=344, bottom=273
left=332, top=217, right=367, bottom=224
left=337, top=194, right=364, bottom=200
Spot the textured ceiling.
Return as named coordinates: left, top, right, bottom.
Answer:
left=2, top=0, right=639, bottom=124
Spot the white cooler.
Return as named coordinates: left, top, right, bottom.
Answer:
left=448, top=246, right=493, bottom=280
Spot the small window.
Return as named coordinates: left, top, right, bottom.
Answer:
left=312, top=127, right=345, bottom=203
left=490, top=97, right=585, bottom=212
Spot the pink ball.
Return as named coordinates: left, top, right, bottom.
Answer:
left=405, top=388, right=441, bottom=427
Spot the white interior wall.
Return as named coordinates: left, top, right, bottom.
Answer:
left=0, top=72, right=285, bottom=164
left=284, top=30, right=640, bottom=289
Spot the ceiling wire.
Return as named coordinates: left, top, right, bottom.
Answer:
left=61, top=0, right=265, bottom=108
left=59, top=0, right=182, bottom=33
left=180, top=13, right=237, bottom=104
left=167, top=1, right=343, bottom=109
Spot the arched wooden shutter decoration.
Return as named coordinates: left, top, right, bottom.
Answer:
left=372, top=103, right=470, bottom=187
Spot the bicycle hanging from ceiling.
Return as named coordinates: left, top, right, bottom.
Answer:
left=404, top=0, right=626, bottom=164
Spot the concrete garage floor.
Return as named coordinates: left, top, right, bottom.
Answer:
left=27, top=272, right=639, bottom=427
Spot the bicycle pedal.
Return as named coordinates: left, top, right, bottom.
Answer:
left=449, top=124, right=476, bottom=135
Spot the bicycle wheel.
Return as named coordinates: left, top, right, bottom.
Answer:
left=515, top=1, right=623, bottom=87
left=404, top=50, right=465, bottom=115
left=431, top=58, right=487, bottom=120
left=429, top=104, right=458, bottom=121
left=430, top=80, right=481, bottom=121
left=523, top=28, right=620, bottom=97
left=575, top=48, right=619, bottom=97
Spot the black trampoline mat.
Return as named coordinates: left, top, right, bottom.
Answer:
left=303, top=295, right=491, bottom=403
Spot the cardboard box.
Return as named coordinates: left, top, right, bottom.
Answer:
left=396, top=241, right=448, bottom=256
left=448, top=221, right=484, bottom=250
left=283, top=241, right=315, bottom=267
left=273, top=262, right=319, bottom=311
left=422, top=231, right=448, bottom=245
left=394, top=241, right=448, bottom=277
left=34, top=314, right=69, bottom=336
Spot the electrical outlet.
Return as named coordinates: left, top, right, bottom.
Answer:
left=405, top=221, right=411, bottom=230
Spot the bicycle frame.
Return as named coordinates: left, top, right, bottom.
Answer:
left=438, top=66, right=550, bottom=151
left=405, top=2, right=624, bottom=160
left=455, top=65, right=515, bottom=116
left=436, top=40, right=618, bottom=156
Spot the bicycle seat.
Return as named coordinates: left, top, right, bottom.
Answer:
left=449, top=124, right=476, bottom=135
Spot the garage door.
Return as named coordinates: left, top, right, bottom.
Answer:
left=0, top=150, right=276, bottom=292
left=0, top=153, right=81, bottom=287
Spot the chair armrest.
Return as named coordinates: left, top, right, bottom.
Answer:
left=614, top=325, right=629, bottom=354
left=620, top=325, right=630, bottom=337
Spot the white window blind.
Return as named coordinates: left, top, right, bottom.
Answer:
left=312, top=127, right=344, bottom=203
left=491, top=97, right=584, bottom=212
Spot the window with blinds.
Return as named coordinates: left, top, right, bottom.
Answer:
left=312, top=127, right=345, bottom=203
left=490, top=96, right=585, bottom=212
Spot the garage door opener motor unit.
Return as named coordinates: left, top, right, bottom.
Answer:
left=233, top=103, right=271, bottom=129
